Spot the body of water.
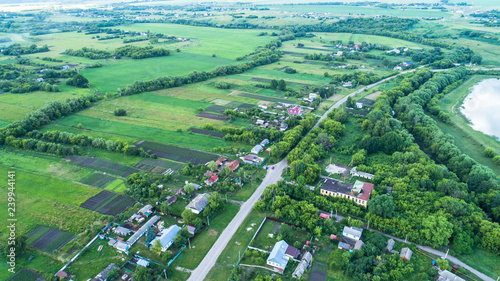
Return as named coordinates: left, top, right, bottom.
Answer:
left=461, top=78, right=500, bottom=139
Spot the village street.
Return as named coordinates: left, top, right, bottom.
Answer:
left=187, top=158, right=288, bottom=281
left=188, top=66, right=494, bottom=281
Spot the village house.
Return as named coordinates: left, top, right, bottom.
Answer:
left=343, top=81, right=352, bottom=88
left=285, top=245, right=300, bottom=259
left=350, top=167, right=375, bottom=180
left=260, top=139, right=270, bottom=146
left=186, top=193, right=209, bottom=214
left=309, top=93, right=317, bottom=101
left=342, top=226, right=363, bottom=240
left=166, top=195, right=177, bottom=206
left=288, top=106, right=303, bottom=116
left=400, top=247, right=413, bottom=261
left=113, top=226, right=132, bottom=236
left=176, top=188, right=186, bottom=196
left=394, top=66, right=403, bottom=71
left=356, top=102, right=364, bottom=109
left=227, top=160, right=240, bottom=172
left=205, top=174, right=218, bottom=186
left=243, top=154, right=262, bottom=164
left=215, top=156, right=226, bottom=166
left=251, top=144, right=263, bottom=154
left=320, top=178, right=373, bottom=207
left=292, top=251, right=312, bottom=279
left=150, top=225, right=181, bottom=252
left=36, top=78, right=45, bottom=82
left=267, top=240, right=290, bottom=273
left=127, top=215, right=160, bottom=246
left=91, top=263, right=120, bottom=281
left=280, top=122, right=289, bottom=131
left=438, top=270, right=465, bottom=281
left=204, top=170, right=216, bottom=177
left=325, top=164, right=347, bottom=175
left=187, top=225, right=196, bottom=235
left=387, top=238, right=395, bottom=253
left=255, top=119, right=265, bottom=126
left=185, top=181, right=201, bottom=190
left=138, top=204, right=154, bottom=218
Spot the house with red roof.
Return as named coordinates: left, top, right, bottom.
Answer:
left=227, top=160, right=239, bottom=172
left=288, top=106, right=303, bottom=116
left=215, top=156, right=227, bottom=166
left=205, top=174, right=219, bottom=186
left=320, top=178, right=373, bottom=207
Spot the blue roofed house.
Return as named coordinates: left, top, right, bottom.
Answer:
left=251, top=144, right=263, bottom=154
left=151, top=225, right=181, bottom=252
left=260, top=139, right=269, bottom=146
left=267, top=240, right=290, bottom=273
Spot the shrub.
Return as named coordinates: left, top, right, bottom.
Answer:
left=483, top=147, right=496, bottom=158
left=114, top=108, right=127, bottom=116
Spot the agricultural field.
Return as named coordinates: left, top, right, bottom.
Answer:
left=80, top=190, right=136, bottom=216
left=80, top=172, right=118, bottom=188
left=27, top=226, right=74, bottom=254
left=134, top=141, right=220, bottom=165
left=2, top=1, right=500, bottom=280
left=64, top=156, right=140, bottom=177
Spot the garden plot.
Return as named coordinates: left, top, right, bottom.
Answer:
left=80, top=172, right=118, bottom=188
left=7, top=269, right=45, bottom=281
left=80, top=190, right=136, bottom=216
left=27, top=226, right=74, bottom=254
left=134, top=141, right=219, bottom=165
left=64, top=156, right=139, bottom=177
left=134, top=158, right=184, bottom=174
left=250, top=77, right=312, bottom=88
left=205, top=104, right=231, bottom=114
left=196, top=112, right=230, bottom=121
left=188, top=128, right=225, bottom=138
left=238, top=92, right=295, bottom=104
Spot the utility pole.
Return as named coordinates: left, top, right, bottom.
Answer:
left=163, top=269, right=167, bottom=279
left=367, top=220, right=370, bottom=229
left=188, top=238, right=191, bottom=249
left=404, top=234, right=408, bottom=244
left=443, top=249, right=449, bottom=259
left=207, top=216, right=210, bottom=226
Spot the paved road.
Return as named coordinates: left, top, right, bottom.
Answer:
left=315, top=67, right=428, bottom=128
left=188, top=66, right=496, bottom=281
left=368, top=227, right=495, bottom=281
left=187, top=159, right=289, bottom=281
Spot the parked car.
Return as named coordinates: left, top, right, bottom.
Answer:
left=121, top=274, right=129, bottom=280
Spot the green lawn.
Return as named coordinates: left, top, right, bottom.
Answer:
left=454, top=248, right=500, bottom=279
left=205, top=210, right=273, bottom=281
left=170, top=202, right=240, bottom=270
left=81, top=53, right=235, bottom=93
left=64, top=239, right=128, bottom=281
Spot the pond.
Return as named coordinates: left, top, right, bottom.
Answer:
left=461, top=78, right=500, bottom=140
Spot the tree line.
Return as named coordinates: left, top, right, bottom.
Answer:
left=118, top=41, right=282, bottom=96
left=65, top=45, right=170, bottom=60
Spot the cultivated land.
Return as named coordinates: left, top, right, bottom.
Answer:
left=1, top=1, right=500, bottom=280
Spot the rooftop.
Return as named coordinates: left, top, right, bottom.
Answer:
left=186, top=193, right=209, bottom=212
left=320, top=178, right=353, bottom=194
left=267, top=240, right=290, bottom=270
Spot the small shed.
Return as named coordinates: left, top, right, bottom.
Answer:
left=400, top=247, right=413, bottom=261
left=338, top=241, right=351, bottom=250
left=55, top=271, right=68, bottom=279
left=187, top=225, right=196, bottom=235
left=387, top=238, right=395, bottom=252
left=319, top=213, right=330, bottom=219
